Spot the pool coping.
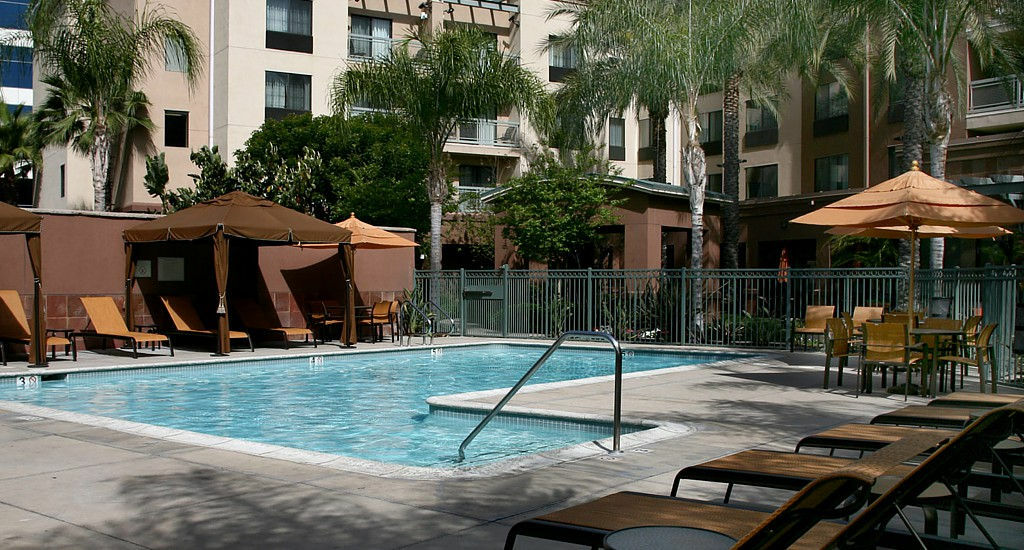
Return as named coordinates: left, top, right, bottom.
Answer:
left=0, top=340, right=763, bottom=480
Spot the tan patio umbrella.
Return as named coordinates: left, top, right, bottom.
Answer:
left=791, top=161, right=1024, bottom=319
left=301, top=213, right=418, bottom=249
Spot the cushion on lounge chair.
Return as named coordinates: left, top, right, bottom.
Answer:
left=80, top=296, right=170, bottom=343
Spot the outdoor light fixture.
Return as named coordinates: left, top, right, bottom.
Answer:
left=419, top=1, right=431, bottom=20
left=445, top=5, right=455, bottom=14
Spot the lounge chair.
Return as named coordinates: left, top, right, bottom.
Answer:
left=794, top=423, right=961, bottom=454
left=929, top=392, right=1022, bottom=409
left=870, top=405, right=978, bottom=429
left=78, top=296, right=172, bottom=358
left=234, top=299, right=315, bottom=349
left=790, top=305, right=834, bottom=351
left=823, top=318, right=857, bottom=388
left=161, top=296, right=253, bottom=352
left=505, top=432, right=948, bottom=550
left=0, top=289, right=76, bottom=365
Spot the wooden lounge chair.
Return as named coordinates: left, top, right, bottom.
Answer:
left=0, top=289, right=75, bottom=365
left=160, top=296, right=253, bottom=352
left=234, top=299, right=315, bottom=349
left=78, top=296, right=172, bottom=358
left=794, top=423, right=961, bottom=454
left=823, top=318, right=857, bottom=389
left=790, top=305, right=834, bottom=351
left=929, top=392, right=1022, bottom=409
left=870, top=405, right=979, bottom=429
left=505, top=432, right=948, bottom=550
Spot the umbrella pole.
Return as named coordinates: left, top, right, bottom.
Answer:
left=908, top=232, right=916, bottom=324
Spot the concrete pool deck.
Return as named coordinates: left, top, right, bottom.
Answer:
left=0, top=338, right=1019, bottom=548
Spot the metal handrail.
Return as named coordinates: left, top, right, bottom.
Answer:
left=428, top=297, right=458, bottom=336
left=457, top=330, right=623, bottom=461
left=401, top=300, right=433, bottom=346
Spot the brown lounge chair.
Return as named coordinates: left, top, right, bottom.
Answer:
left=870, top=405, right=981, bottom=429
left=78, top=296, right=172, bottom=358
left=161, top=296, right=253, bottom=352
left=234, top=299, right=315, bottom=349
left=505, top=431, right=949, bottom=550
left=0, top=289, right=75, bottom=365
left=790, top=304, right=834, bottom=351
left=795, top=423, right=961, bottom=454
left=929, top=392, right=1023, bottom=409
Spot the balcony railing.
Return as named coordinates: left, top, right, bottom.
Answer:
left=456, top=186, right=495, bottom=212
left=969, top=76, right=1024, bottom=113
left=348, top=36, right=422, bottom=61
left=451, top=119, right=519, bottom=147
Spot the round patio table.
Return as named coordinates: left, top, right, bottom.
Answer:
left=603, top=526, right=736, bottom=550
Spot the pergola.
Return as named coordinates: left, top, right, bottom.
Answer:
left=0, top=201, right=44, bottom=366
left=123, top=192, right=356, bottom=353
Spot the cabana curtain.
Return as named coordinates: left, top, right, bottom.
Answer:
left=0, top=201, right=44, bottom=366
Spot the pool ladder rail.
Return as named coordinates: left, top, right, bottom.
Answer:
left=457, top=331, right=623, bottom=462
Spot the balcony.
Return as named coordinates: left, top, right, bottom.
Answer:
left=450, top=119, right=519, bottom=147
left=348, top=36, right=421, bottom=61
left=970, top=76, right=1024, bottom=113
left=456, top=186, right=494, bottom=212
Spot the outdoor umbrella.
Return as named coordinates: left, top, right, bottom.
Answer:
left=791, top=161, right=1024, bottom=319
left=301, top=213, right=418, bottom=249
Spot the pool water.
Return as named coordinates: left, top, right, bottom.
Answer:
left=0, top=344, right=739, bottom=467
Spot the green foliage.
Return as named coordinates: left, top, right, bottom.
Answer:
left=493, top=147, right=622, bottom=268
left=0, top=103, right=39, bottom=204
left=828, top=235, right=900, bottom=267
left=142, top=152, right=169, bottom=213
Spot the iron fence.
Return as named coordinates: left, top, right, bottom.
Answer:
left=415, top=267, right=1024, bottom=387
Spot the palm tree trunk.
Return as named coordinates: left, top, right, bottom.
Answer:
left=90, top=127, right=111, bottom=211
left=427, top=156, right=446, bottom=273
left=927, top=84, right=952, bottom=271
left=650, top=105, right=668, bottom=183
left=898, top=71, right=926, bottom=283
left=682, top=107, right=706, bottom=338
left=721, top=72, right=741, bottom=269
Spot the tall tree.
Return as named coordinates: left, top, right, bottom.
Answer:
left=0, top=103, right=40, bottom=205
left=27, top=0, right=202, bottom=211
left=332, top=27, right=546, bottom=272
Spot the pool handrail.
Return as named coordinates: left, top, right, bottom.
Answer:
left=427, top=297, right=458, bottom=337
left=400, top=299, right=433, bottom=346
left=457, top=330, right=623, bottom=462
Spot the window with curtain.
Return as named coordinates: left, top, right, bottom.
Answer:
left=548, top=35, right=579, bottom=82
left=699, top=110, right=723, bottom=144
left=746, top=164, right=778, bottom=198
left=638, top=119, right=651, bottom=149
left=350, top=15, right=392, bottom=60
left=814, top=82, right=848, bottom=120
left=814, top=154, right=849, bottom=191
left=745, top=101, right=777, bottom=132
left=265, top=71, right=311, bottom=119
left=266, top=0, right=312, bottom=53
left=608, top=117, right=625, bottom=161
left=164, top=38, right=187, bottom=73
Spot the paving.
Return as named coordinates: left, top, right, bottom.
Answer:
left=0, top=338, right=1020, bottom=549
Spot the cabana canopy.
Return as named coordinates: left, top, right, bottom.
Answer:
left=0, top=201, right=44, bottom=366
left=123, top=192, right=356, bottom=352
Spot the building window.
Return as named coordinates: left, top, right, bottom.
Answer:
left=814, top=154, right=849, bottom=191
left=265, top=71, right=311, bottom=120
left=266, top=0, right=313, bottom=53
left=814, top=82, right=849, bottom=136
left=59, top=164, right=65, bottom=198
left=707, top=173, right=723, bottom=193
left=0, top=46, right=31, bottom=89
left=746, top=164, right=778, bottom=198
left=608, top=117, right=625, bottom=161
left=744, top=100, right=778, bottom=148
left=637, top=118, right=658, bottom=161
left=164, top=111, right=189, bottom=148
left=0, top=0, right=29, bottom=30
left=350, top=15, right=392, bottom=60
left=698, top=110, right=722, bottom=155
left=548, top=36, right=579, bottom=82
left=887, top=146, right=904, bottom=178
left=459, top=165, right=496, bottom=188
left=164, top=38, right=188, bottom=73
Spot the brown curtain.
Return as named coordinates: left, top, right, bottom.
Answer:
left=26, top=234, right=45, bottom=366
left=124, top=242, right=135, bottom=330
left=213, top=229, right=230, bottom=354
left=339, top=243, right=356, bottom=346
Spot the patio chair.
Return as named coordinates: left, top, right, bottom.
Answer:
left=505, top=431, right=949, bottom=550
left=78, top=296, right=173, bottom=358
left=939, top=323, right=997, bottom=393
left=882, top=312, right=920, bottom=327
left=0, top=289, right=76, bottom=365
left=160, top=296, right=253, bottom=352
left=233, top=299, right=315, bottom=349
left=824, top=318, right=858, bottom=389
left=963, top=315, right=983, bottom=345
left=790, top=305, right=834, bottom=351
left=387, top=300, right=400, bottom=342
left=357, top=301, right=391, bottom=343
left=860, top=322, right=923, bottom=400
left=851, top=305, right=885, bottom=332
left=306, top=299, right=345, bottom=342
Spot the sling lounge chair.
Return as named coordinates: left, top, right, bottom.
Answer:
left=790, top=305, right=834, bottom=351
left=929, top=392, right=1023, bottom=409
left=0, top=289, right=75, bottom=365
left=234, top=299, right=315, bottom=349
left=78, top=296, right=172, bottom=358
left=870, top=405, right=980, bottom=429
left=161, top=296, right=253, bottom=352
left=505, top=431, right=949, bottom=550
left=794, top=423, right=961, bottom=454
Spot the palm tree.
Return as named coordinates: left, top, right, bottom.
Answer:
left=332, top=27, right=546, bottom=272
left=27, top=0, right=201, bottom=211
left=0, top=103, right=40, bottom=205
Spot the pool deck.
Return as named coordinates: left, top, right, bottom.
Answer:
left=0, top=338, right=1020, bottom=548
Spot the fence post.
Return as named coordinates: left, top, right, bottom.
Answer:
left=501, top=265, right=509, bottom=338
left=680, top=267, right=687, bottom=345
left=785, top=270, right=793, bottom=350
left=459, top=268, right=467, bottom=336
left=586, top=268, right=594, bottom=331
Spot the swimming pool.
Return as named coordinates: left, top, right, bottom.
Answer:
left=0, top=344, right=741, bottom=469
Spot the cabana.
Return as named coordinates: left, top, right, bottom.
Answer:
left=123, top=192, right=356, bottom=353
left=0, top=201, right=45, bottom=366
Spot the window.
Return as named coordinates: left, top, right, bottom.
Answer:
left=637, top=118, right=656, bottom=161
left=0, top=0, right=29, bottom=30
left=0, top=46, right=31, bottom=89
left=887, top=146, right=904, bottom=178
left=814, top=154, right=849, bottom=191
left=164, top=111, right=189, bottom=148
left=608, top=117, right=625, bottom=161
left=350, top=15, right=392, bottom=60
left=746, top=164, right=778, bottom=198
left=59, top=164, right=65, bottom=198
left=265, top=71, right=311, bottom=120
left=266, top=0, right=312, bottom=53
left=459, top=165, right=496, bottom=188
left=548, top=36, right=579, bottom=82
left=164, top=37, right=188, bottom=73
left=699, top=110, right=722, bottom=155
left=707, top=173, right=723, bottom=193
left=814, top=82, right=849, bottom=136
left=744, top=100, right=778, bottom=148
